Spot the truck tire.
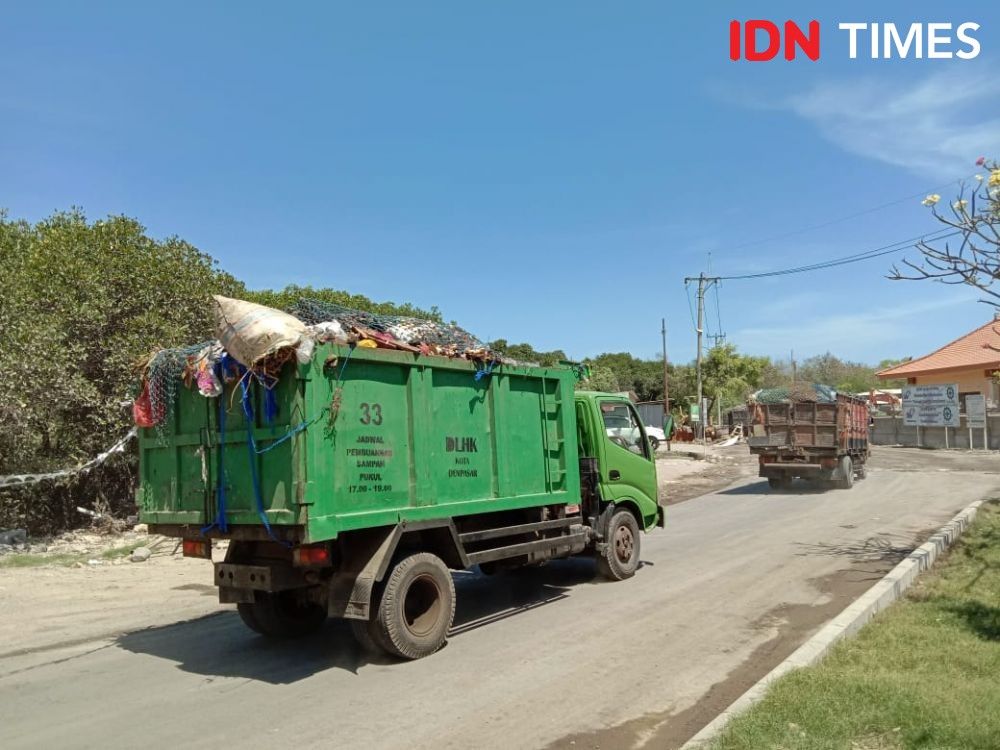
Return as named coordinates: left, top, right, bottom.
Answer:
left=350, top=615, right=393, bottom=655
left=856, top=462, right=867, bottom=480
left=237, top=590, right=327, bottom=638
left=838, top=456, right=854, bottom=490
left=767, top=476, right=791, bottom=490
left=597, top=509, right=641, bottom=581
left=375, top=552, right=455, bottom=660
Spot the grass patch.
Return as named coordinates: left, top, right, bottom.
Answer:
left=713, top=500, right=1000, bottom=750
left=0, top=552, right=90, bottom=568
left=0, top=542, right=144, bottom=568
left=101, top=542, right=144, bottom=560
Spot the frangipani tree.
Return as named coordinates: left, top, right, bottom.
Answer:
left=890, top=157, right=1000, bottom=304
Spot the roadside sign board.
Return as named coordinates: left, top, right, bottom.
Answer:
left=690, top=404, right=700, bottom=423
left=966, top=393, right=987, bottom=429
left=902, top=384, right=960, bottom=427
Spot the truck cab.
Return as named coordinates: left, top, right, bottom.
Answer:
left=574, top=392, right=662, bottom=531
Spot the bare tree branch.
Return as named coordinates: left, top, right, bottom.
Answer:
left=890, top=163, right=1000, bottom=307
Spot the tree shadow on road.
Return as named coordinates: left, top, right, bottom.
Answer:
left=451, top=557, right=596, bottom=636
left=116, top=558, right=600, bottom=683
left=794, top=532, right=927, bottom=569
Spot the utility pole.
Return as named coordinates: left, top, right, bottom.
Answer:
left=684, top=273, right=720, bottom=442
left=661, top=318, right=669, bottom=417
left=791, top=349, right=797, bottom=384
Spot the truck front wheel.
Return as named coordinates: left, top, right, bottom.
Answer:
left=375, top=552, right=456, bottom=660
left=597, top=509, right=641, bottom=581
left=237, top=590, right=327, bottom=638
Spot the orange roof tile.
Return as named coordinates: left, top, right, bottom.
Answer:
left=878, top=318, right=1000, bottom=378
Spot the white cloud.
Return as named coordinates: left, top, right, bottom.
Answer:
left=779, top=70, right=1000, bottom=177
left=733, top=291, right=977, bottom=359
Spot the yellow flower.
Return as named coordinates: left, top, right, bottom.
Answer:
left=922, top=194, right=941, bottom=206
left=954, top=199, right=968, bottom=210
left=990, top=170, right=1000, bottom=187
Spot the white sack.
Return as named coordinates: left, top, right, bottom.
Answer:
left=212, top=295, right=307, bottom=366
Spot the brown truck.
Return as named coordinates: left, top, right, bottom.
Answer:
left=747, top=386, right=870, bottom=490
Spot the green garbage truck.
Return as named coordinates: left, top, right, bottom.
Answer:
left=138, top=344, right=662, bottom=659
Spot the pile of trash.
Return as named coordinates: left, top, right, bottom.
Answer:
left=750, top=383, right=837, bottom=405
left=133, top=296, right=501, bottom=429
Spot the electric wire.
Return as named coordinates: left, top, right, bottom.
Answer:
left=713, top=281, right=724, bottom=344
left=684, top=281, right=698, bottom=331
left=724, top=174, right=977, bottom=254
left=716, top=227, right=962, bottom=281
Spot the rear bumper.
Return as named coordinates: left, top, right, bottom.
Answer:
left=761, top=462, right=825, bottom=474
left=759, top=463, right=835, bottom=480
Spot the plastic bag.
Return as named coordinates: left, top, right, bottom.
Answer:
left=213, top=295, right=307, bottom=367
left=133, top=382, right=162, bottom=427
left=196, top=360, right=223, bottom=397
left=295, top=337, right=316, bottom=364
left=306, top=320, right=348, bottom=344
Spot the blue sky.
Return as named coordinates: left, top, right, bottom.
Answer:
left=2, top=2, right=999, bottom=365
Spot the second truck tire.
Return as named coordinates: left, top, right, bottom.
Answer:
left=237, top=590, right=328, bottom=638
left=597, top=509, right=641, bottom=581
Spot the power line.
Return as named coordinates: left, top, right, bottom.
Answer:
left=724, top=174, right=976, bottom=254
left=716, top=227, right=961, bottom=281
left=684, top=282, right=698, bottom=330
left=712, top=281, right=724, bottom=346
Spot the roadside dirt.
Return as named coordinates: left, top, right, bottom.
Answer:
left=0, top=549, right=224, bottom=658
left=656, top=443, right=758, bottom=506
left=544, top=559, right=902, bottom=750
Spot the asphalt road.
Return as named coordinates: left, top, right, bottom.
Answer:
left=1, top=448, right=995, bottom=750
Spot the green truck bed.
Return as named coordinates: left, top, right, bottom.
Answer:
left=138, top=344, right=579, bottom=541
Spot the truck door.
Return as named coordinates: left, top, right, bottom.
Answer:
left=595, top=399, right=660, bottom=528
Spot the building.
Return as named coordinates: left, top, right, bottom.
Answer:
left=877, top=316, right=1000, bottom=409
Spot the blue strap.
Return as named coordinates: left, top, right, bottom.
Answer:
left=239, top=377, right=291, bottom=547
left=263, top=386, right=278, bottom=425
left=474, top=360, right=498, bottom=381
left=201, top=372, right=229, bottom=535
left=252, top=418, right=316, bottom=454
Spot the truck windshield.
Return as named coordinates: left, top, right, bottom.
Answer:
left=600, top=401, right=650, bottom=459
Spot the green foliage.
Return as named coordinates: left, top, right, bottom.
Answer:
left=488, top=339, right=567, bottom=367
left=798, top=352, right=895, bottom=393
left=701, top=344, right=769, bottom=411
left=585, top=353, right=665, bottom=402
left=577, top=365, right=620, bottom=393
left=249, top=284, right=441, bottom=322
left=0, top=209, right=245, bottom=533
left=0, top=209, right=450, bottom=534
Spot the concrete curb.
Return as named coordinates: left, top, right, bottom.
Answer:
left=680, top=498, right=984, bottom=749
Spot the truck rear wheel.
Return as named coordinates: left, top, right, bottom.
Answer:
left=597, top=509, right=641, bottom=581
left=375, top=552, right=455, bottom=660
left=767, top=476, right=791, bottom=490
left=350, top=614, right=393, bottom=655
left=237, top=590, right=327, bottom=638
left=838, top=456, right=855, bottom=490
